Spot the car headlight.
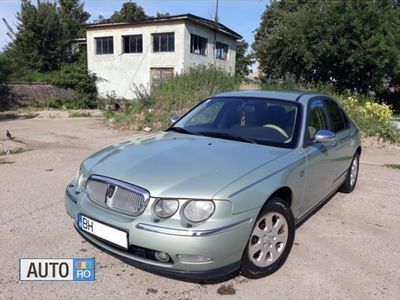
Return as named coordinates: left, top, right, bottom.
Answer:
left=154, top=199, right=179, bottom=218
left=75, top=164, right=83, bottom=179
left=183, top=200, right=215, bottom=223
left=76, top=164, right=87, bottom=190
left=78, top=173, right=87, bottom=190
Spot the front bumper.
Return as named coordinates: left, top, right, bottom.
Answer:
left=65, top=185, right=256, bottom=281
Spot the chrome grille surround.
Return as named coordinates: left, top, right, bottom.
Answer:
left=85, top=175, right=150, bottom=216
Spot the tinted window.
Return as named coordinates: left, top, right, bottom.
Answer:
left=325, top=100, right=345, bottom=132
left=307, top=100, right=330, bottom=140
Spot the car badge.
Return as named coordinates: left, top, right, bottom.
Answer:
left=106, top=185, right=116, bottom=198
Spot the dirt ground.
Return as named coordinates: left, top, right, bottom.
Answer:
left=0, top=117, right=399, bottom=300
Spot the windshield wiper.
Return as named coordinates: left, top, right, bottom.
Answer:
left=166, top=127, right=196, bottom=135
left=198, top=131, right=257, bottom=144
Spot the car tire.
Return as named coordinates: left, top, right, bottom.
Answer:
left=339, top=152, right=360, bottom=193
left=240, top=197, right=295, bottom=279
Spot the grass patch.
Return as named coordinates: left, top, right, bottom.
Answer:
left=0, top=148, right=26, bottom=156
left=69, top=111, right=92, bottom=118
left=385, top=164, right=400, bottom=169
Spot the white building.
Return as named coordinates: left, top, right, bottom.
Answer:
left=86, top=14, right=242, bottom=99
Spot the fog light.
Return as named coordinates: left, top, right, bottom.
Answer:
left=154, top=251, right=171, bottom=262
left=177, top=254, right=212, bottom=263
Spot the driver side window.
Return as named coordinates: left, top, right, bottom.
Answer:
left=307, top=100, right=330, bottom=140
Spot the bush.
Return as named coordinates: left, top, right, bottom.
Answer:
left=108, top=66, right=239, bottom=130
left=337, top=95, right=399, bottom=142
left=5, top=53, right=98, bottom=109
left=0, top=54, right=12, bottom=82
left=49, top=53, right=97, bottom=98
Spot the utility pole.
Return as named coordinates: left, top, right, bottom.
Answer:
left=213, top=0, right=219, bottom=64
left=215, top=0, right=219, bottom=23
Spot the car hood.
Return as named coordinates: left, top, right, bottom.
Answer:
left=84, top=132, right=291, bottom=199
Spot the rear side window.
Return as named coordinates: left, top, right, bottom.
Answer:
left=325, top=100, right=345, bottom=132
left=340, top=108, right=351, bottom=129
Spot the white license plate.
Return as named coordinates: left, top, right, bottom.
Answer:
left=78, top=214, right=128, bottom=249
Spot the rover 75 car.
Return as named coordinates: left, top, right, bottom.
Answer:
left=65, top=90, right=361, bottom=280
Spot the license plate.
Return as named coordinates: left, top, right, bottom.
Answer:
left=78, top=214, right=128, bottom=249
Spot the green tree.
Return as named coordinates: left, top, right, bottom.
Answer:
left=253, top=0, right=400, bottom=92
left=235, top=39, right=252, bottom=77
left=156, top=12, right=170, bottom=18
left=59, top=0, right=90, bottom=38
left=109, top=1, right=147, bottom=23
left=12, top=0, right=64, bottom=71
left=9, top=0, right=90, bottom=71
left=0, top=53, right=12, bottom=82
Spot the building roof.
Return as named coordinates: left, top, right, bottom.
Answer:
left=85, top=13, right=242, bottom=40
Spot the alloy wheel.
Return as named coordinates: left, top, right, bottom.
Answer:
left=248, top=212, right=288, bottom=268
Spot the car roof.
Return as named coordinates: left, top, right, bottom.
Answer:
left=213, top=90, right=321, bottom=102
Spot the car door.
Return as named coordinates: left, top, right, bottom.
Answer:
left=323, top=99, right=354, bottom=184
left=300, top=99, right=336, bottom=215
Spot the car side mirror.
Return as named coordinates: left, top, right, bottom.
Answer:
left=170, top=115, right=179, bottom=123
left=314, top=130, right=336, bottom=144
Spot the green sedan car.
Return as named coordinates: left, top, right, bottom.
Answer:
left=65, top=90, right=361, bottom=280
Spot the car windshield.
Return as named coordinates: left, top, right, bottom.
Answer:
left=169, top=96, right=302, bottom=148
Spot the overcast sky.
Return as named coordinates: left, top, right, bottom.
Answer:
left=0, top=0, right=270, bottom=52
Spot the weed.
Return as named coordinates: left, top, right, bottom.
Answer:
left=385, top=164, right=400, bottom=169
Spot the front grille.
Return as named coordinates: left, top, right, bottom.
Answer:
left=85, top=175, right=150, bottom=216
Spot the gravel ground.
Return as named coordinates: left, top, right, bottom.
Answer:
left=0, top=117, right=399, bottom=300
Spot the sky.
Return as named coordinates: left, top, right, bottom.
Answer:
left=0, top=0, right=270, bottom=52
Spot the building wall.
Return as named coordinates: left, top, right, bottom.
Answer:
left=87, top=22, right=186, bottom=99
left=87, top=21, right=237, bottom=99
left=183, top=22, right=236, bottom=74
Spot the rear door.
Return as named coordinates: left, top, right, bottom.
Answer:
left=323, top=99, right=354, bottom=183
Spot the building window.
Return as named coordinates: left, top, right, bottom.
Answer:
left=153, top=33, right=175, bottom=52
left=216, top=42, right=228, bottom=60
left=95, top=36, right=113, bottom=55
left=190, top=34, right=207, bottom=56
left=123, top=35, right=143, bottom=53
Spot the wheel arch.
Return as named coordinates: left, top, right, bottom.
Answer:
left=356, top=146, right=362, bottom=156
left=266, top=186, right=293, bottom=207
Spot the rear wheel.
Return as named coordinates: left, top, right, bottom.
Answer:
left=339, top=153, right=360, bottom=193
left=240, top=197, right=295, bottom=279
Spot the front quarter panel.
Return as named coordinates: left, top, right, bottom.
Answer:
left=213, top=150, right=306, bottom=220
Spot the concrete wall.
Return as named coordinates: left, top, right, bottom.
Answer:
left=0, top=82, right=77, bottom=109
left=87, top=20, right=237, bottom=99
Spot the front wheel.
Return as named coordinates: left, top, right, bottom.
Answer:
left=339, top=153, right=360, bottom=193
left=240, top=197, right=295, bottom=279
